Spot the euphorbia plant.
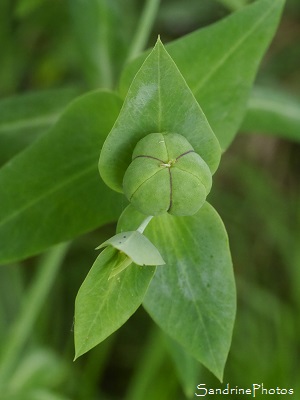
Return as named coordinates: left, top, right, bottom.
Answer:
left=0, top=0, right=285, bottom=387
left=74, top=0, right=285, bottom=382
left=74, top=40, right=233, bottom=381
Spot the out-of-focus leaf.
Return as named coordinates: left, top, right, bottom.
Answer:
left=0, top=90, right=123, bottom=264
left=15, top=0, right=45, bottom=17
left=120, top=0, right=285, bottom=150
left=0, top=88, right=80, bottom=166
left=242, top=86, right=300, bottom=142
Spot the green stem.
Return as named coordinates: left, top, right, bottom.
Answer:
left=127, top=0, right=161, bottom=62
left=137, top=216, right=153, bottom=234
left=0, top=243, right=69, bottom=386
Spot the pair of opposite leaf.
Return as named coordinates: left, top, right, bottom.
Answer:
left=98, top=38, right=221, bottom=276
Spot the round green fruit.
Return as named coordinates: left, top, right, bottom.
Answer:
left=123, top=132, right=212, bottom=216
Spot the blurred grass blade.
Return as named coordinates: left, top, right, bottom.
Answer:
left=165, top=337, right=201, bottom=398
left=69, top=0, right=123, bottom=89
left=242, top=85, right=300, bottom=142
left=0, top=88, right=80, bottom=166
left=0, top=243, right=69, bottom=387
left=127, top=0, right=161, bottom=61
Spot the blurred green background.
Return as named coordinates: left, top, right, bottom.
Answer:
left=0, top=0, right=299, bottom=399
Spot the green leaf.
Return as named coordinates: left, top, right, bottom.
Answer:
left=120, top=0, right=285, bottom=150
left=118, top=203, right=236, bottom=381
left=98, top=231, right=165, bottom=266
left=0, top=88, right=80, bottom=166
left=0, top=90, right=123, bottom=264
left=100, top=38, right=221, bottom=194
left=74, top=246, right=155, bottom=359
left=242, top=85, right=300, bottom=142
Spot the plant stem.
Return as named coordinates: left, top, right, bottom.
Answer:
left=137, top=216, right=153, bottom=234
left=0, top=243, right=69, bottom=387
left=127, top=0, right=161, bottom=62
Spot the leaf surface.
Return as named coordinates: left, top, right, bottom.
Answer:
left=118, top=203, right=236, bottom=380
left=99, top=39, right=221, bottom=194
left=74, top=246, right=155, bottom=359
left=0, top=90, right=123, bottom=264
left=120, top=0, right=285, bottom=150
left=0, top=88, right=79, bottom=166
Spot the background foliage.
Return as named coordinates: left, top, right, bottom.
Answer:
left=0, top=0, right=299, bottom=399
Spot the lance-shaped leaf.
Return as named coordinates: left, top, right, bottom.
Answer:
left=74, top=246, right=155, bottom=359
left=0, top=87, right=80, bottom=166
left=118, top=204, right=236, bottom=381
left=119, top=0, right=285, bottom=150
left=242, top=85, right=300, bottom=142
left=99, top=39, right=221, bottom=194
left=0, top=90, right=123, bottom=264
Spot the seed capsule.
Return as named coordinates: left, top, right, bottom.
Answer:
left=123, top=132, right=212, bottom=216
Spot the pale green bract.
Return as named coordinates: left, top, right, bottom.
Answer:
left=97, top=230, right=165, bottom=277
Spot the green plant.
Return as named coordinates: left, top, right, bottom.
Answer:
left=1, top=0, right=298, bottom=398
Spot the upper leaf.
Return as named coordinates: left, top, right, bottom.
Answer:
left=99, top=39, right=221, bottom=194
left=0, top=90, right=123, bottom=264
left=120, top=0, right=285, bottom=150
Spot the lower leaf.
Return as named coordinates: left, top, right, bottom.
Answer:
left=74, top=246, right=155, bottom=359
left=118, top=203, right=236, bottom=381
left=145, top=203, right=235, bottom=380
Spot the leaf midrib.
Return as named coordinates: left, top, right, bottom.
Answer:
left=193, top=1, right=279, bottom=95
left=0, top=160, right=96, bottom=230
left=0, top=114, right=60, bottom=133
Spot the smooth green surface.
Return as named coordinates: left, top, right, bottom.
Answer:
left=118, top=203, right=236, bottom=380
left=0, top=87, right=79, bottom=166
left=74, top=246, right=155, bottom=359
left=99, top=39, right=221, bottom=194
left=120, top=0, right=285, bottom=150
left=242, top=85, right=300, bottom=142
left=123, top=132, right=213, bottom=216
left=98, top=231, right=165, bottom=266
left=0, top=90, right=123, bottom=264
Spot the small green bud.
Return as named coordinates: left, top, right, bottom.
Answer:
left=123, top=132, right=212, bottom=216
